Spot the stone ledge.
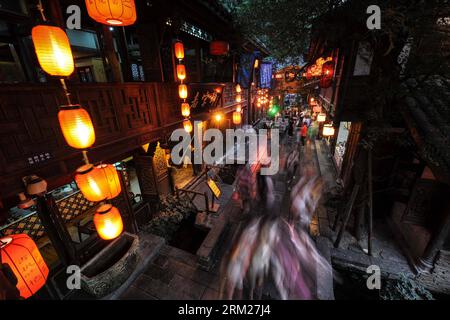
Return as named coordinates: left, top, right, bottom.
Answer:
left=316, top=236, right=335, bottom=300
left=108, top=232, right=166, bottom=300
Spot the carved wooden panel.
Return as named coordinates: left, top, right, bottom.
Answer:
left=57, top=192, right=96, bottom=222
left=0, top=190, right=95, bottom=241
left=0, top=82, right=236, bottom=198
left=1, top=214, right=45, bottom=241
left=156, top=82, right=182, bottom=125
left=152, top=142, right=171, bottom=196
left=134, top=154, right=158, bottom=198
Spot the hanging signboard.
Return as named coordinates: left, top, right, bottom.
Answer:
left=187, top=84, right=222, bottom=115
left=207, top=178, right=221, bottom=199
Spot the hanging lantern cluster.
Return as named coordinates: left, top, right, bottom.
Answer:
left=30, top=4, right=125, bottom=242
left=173, top=40, right=192, bottom=132
left=256, top=88, right=269, bottom=109
left=232, top=84, right=243, bottom=125
left=0, top=234, right=49, bottom=299
left=85, top=0, right=137, bottom=26
left=304, top=56, right=333, bottom=81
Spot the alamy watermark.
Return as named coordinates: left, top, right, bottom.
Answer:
left=170, top=123, right=280, bottom=175
left=366, top=265, right=382, bottom=290
left=367, top=5, right=381, bottom=30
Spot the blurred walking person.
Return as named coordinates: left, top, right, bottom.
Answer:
left=300, top=122, right=308, bottom=146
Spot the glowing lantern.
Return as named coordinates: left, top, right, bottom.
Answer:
left=210, top=41, right=229, bottom=56
left=75, top=164, right=121, bottom=202
left=313, top=105, right=322, bottom=113
left=317, top=113, right=326, bottom=122
left=214, top=112, right=223, bottom=122
left=177, top=64, right=186, bottom=81
left=31, top=25, right=74, bottom=77
left=174, top=41, right=184, bottom=60
left=85, top=0, right=137, bottom=26
left=235, top=84, right=241, bottom=93
left=236, top=105, right=242, bottom=113
left=236, top=94, right=242, bottom=103
left=94, top=204, right=123, bottom=240
left=320, top=60, right=335, bottom=88
left=58, top=105, right=96, bottom=150
left=181, top=103, right=190, bottom=117
left=323, top=124, right=335, bottom=137
left=232, top=111, right=242, bottom=125
left=0, top=234, right=49, bottom=299
left=179, top=84, right=188, bottom=99
left=254, top=59, right=259, bottom=69
left=183, top=119, right=193, bottom=133
left=305, top=66, right=313, bottom=80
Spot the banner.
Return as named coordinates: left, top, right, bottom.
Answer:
left=260, top=62, right=273, bottom=88
left=237, top=53, right=256, bottom=89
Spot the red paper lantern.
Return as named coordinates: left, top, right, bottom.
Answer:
left=75, top=164, right=121, bottom=202
left=305, top=66, right=313, bottom=80
left=85, top=0, right=137, bottom=26
left=320, top=60, right=335, bottom=88
left=177, top=64, right=186, bottom=81
left=174, top=41, right=184, bottom=60
left=94, top=205, right=124, bottom=240
left=232, top=111, right=242, bottom=125
left=210, top=41, right=229, bottom=56
left=58, top=105, right=96, bottom=150
left=32, top=25, right=74, bottom=77
left=0, top=234, right=49, bottom=299
left=181, top=103, right=190, bottom=117
left=183, top=119, right=193, bottom=133
left=179, top=84, right=188, bottom=99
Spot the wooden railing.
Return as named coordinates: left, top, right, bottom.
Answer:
left=0, top=81, right=243, bottom=198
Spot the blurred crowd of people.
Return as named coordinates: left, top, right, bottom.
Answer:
left=222, top=110, right=332, bottom=300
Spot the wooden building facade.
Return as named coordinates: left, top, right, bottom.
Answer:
left=302, top=0, right=450, bottom=292
left=0, top=0, right=268, bottom=295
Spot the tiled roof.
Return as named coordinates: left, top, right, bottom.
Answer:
left=401, top=75, right=450, bottom=184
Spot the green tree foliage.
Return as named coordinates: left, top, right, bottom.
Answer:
left=219, top=0, right=345, bottom=63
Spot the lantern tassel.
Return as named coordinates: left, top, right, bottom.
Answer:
left=37, top=0, right=48, bottom=22
left=82, top=150, right=90, bottom=165
left=60, top=79, right=72, bottom=105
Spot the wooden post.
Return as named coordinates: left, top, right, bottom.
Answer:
left=204, top=192, right=209, bottom=213
left=100, top=26, right=123, bottom=83
left=136, top=22, right=164, bottom=82
left=334, top=184, right=360, bottom=248
left=117, top=27, right=133, bottom=82
left=36, top=195, right=79, bottom=266
left=115, top=169, right=138, bottom=234
left=417, top=199, right=450, bottom=273
left=367, top=148, right=373, bottom=256
left=46, top=0, right=65, bottom=28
